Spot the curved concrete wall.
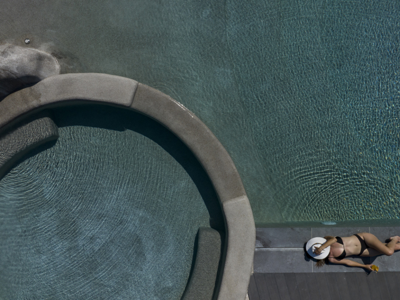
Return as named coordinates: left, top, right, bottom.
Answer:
left=0, top=113, right=59, bottom=179
left=182, top=227, right=222, bottom=300
left=0, top=73, right=255, bottom=300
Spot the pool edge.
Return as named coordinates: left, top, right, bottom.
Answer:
left=0, top=73, right=255, bottom=300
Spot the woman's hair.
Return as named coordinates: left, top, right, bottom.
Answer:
left=316, top=258, right=328, bottom=267
left=304, top=236, right=335, bottom=268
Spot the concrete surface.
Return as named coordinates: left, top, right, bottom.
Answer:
left=0, top=73, right=138, bottom=131
left=131, top=83, right=247, bottom=203
left=0, top=113, right=58, bottom=180
left=248, top=272, right=400, bottom=300
left=182, top=228, right=222, bottom=300
left=255, top=227, right=400, bottom=273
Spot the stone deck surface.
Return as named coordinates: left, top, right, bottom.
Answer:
left=248, top=272, right=400, bottom=300
left=249, top=227, right=400, bottom=299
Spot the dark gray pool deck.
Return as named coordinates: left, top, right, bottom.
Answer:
left=249, top=227, right=400, bottom=300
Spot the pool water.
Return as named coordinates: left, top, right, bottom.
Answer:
left=0, top=106, right=221, bottom=299
left=225, top=0, right=400, bottom=224
left=2, top=1, right=400, bottom=228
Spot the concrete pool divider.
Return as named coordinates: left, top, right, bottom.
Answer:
left=0, top=112, right=59, bottom=180
left=0, top=73, right=255, bottom=300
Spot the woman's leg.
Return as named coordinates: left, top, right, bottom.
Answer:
left=358, top=233, right=399, bottom=256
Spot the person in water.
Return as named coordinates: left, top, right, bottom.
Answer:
left=305, top=233, right=400, bottom=271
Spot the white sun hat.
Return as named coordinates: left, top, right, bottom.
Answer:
left=306, top=237, right=330, bottom=260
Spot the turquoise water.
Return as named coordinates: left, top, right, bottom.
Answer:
left=226, top=1, right=400, bottom=224
left=0, top=106, right=221, bottom=299
left=2, top=1, right=400, bottom=226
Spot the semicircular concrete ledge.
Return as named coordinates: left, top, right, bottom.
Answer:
left=0, top=113, right=59, bottom=180
left=0, top=73, right=255, bottom=300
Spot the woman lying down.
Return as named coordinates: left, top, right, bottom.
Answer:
left=305, top=233, right=400, bottom=271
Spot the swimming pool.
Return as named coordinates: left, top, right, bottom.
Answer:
left=0, top=73, right=255, bottom=299
left=0, top=106, right=215, bottom=298
left=2, top=0, right=399, bottom=227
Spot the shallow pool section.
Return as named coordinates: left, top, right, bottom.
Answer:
left=0, top=106, right=219, bottom=299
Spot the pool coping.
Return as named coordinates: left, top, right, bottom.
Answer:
left=0, top=73, right=255, bottom=300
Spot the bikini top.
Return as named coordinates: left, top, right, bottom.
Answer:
left=334, top=236, right=346, bottom=260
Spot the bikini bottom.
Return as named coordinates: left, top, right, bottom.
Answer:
left=354, top=233, right=368, bottom=256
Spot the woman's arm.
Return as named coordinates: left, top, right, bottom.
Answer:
left=314, top=237, right=337, bottom=255
left=328, top=257, right=373, bottom=271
